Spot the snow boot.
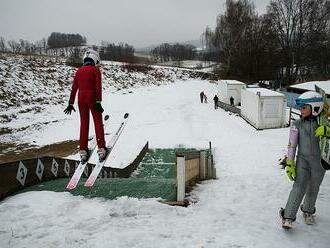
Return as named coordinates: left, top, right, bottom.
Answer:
left=301, top=205, right=315, bottom=225
left=97, top=148, right=107, bottom=162
left=79, top=150, right=88, bottom=164
left=279, top=208, right=294, bottom=229
left=303, top=212, right=315, bottom=225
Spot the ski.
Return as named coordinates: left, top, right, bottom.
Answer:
left=314, top=85, right=330, bottom=169
left=66, top=114, right=110, bottom=190
left=84, top=113, right=129, bottom=188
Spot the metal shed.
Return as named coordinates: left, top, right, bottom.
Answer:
left=217, top=80, right=246, bottom=106
left=241, top=88, right=287, bottom=129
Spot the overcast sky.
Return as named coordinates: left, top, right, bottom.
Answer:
left=0, top=0, right=270, bottom=48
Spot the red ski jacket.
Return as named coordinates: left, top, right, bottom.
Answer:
left=69, top=65, right=102, bottom=104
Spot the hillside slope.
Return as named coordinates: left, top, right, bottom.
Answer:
left=0, top=80, right=329, bottom=248
left=0, top=53, right=211, bottom=158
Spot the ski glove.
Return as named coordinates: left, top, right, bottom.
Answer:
left=64, top=104, right=76, bottom=115
left=95, top=102, right=104, bottom=113
left=285, top=160, right=296, bottom=181
left=315, top=125, right=330, bottom=138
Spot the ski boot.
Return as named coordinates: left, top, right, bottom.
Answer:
left=279, top=208, right=294, bottom=229
left=301, top=205, right=315, bottom=225
left=97, top=148, right=107, bottom=162
left=79, top=150, right=88, bottom=164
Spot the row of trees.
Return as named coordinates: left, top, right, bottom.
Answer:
left=0, top=33, right=137, bottom=63
left=0, top=35, right=83, bottom=56
left=0, top=37, right=47, bottom=55
left=47, top=32, right=86, bottom=48
left=99, top=42, right=135, bottom=62
left=202, top=0, right=330, bottom=85
left=0, top=32, right=87, bottom=56
left=151, top=43, right=196, bottom=62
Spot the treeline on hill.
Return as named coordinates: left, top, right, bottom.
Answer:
left=0, top=32, right=138, bottom=64
left=0, top=32, right=87, bottom=56
left=99, top=41, right=135, bottom=62
left=0, top=37, right=47, bottom=55
left=202, top=0, right=330, bottom=85
left=151, top=43, right=196, bottom=62
left=47, top=32, right=87, bottom=48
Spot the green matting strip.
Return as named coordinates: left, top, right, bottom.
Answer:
left=20, top=148, right=198, bottom=201
left=21, top=178, right=177, bottom=201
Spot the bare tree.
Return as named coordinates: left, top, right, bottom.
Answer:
left=7, top=40, right=21, bottom=53
left=0, top=37, right=6, bottom=51
left=267, top=0, right=330, bottom=84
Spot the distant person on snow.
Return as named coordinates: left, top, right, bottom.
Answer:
left=230, top=96, right=234, bottom=106
left=204, top=93, right=208, bottom=103
left=213, top=95, right=219, bottom=109
left=280, top=91, right=328, bottom=229
left=200, top=91, right=205, bottom=103
left=64, top=49, right=107, bottom=162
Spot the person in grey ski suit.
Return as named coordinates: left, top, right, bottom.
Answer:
left=283, top=117, right=326, bottom=220
left=281, top=91, right=327, bottom=225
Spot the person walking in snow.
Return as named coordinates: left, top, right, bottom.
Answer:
left=213, top=94, right=219, bottom=109
left=64, top=49, right=107, bottom=162
left=200, top=91, right=205, bottom=103
left=204, top=94, right=208, bottom=103
left=280, top=91, right=328, bottom=229
left=230, top=96, right=234, bottom=106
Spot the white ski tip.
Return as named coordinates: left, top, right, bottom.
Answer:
left=66, top=184, right=75, bottom=191
left=84, top=179, right=94, bottom=187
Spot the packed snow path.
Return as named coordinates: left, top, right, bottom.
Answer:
left=0, top=80, right=329, bottom=248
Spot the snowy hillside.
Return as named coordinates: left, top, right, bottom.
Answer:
left=0, top=77, right=329, bottom=247
left=0, top=53, right=211, bottom=155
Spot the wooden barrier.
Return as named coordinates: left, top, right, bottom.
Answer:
left=0, top=157, right=79, bottom=200
left=217, top=101, right=241, bottom=115
left=176, top=144, right=216, bottom=203
left=185, top=158, right=199, bottom=182
left=0, top=142, right=149, bottom=201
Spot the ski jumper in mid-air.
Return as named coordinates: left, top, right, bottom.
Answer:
left=280, top=91, right=328, bottom=229
left=64, top=49, right=107, bottom=162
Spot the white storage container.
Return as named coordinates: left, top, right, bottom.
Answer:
left=241, top=88, right=287, bottom=129
left=217, top=80, right=246, bottom=106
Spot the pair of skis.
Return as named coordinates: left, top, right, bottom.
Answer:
left=66, top=113, right=129, bottom=190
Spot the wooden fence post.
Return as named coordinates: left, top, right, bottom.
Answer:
left=199, top=151, right=206, bottom=180
left=176, top=155, right=185, bottom=202
left=207, top=154, right=212, bottom=179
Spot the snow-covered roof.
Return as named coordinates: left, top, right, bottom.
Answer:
left=247, top=84, right=259, bottom=88
left=290, top=81, right=330, bottom=94
left=246, top=87, right=285, bottom=97
left=219, top=79, right=245, bottom=85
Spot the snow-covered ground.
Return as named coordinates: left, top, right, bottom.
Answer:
left=0, top=79, right=329, bottom=247
left=155, top=60, right=218, bottom=72
left=0, top=53, right=211, bottom=152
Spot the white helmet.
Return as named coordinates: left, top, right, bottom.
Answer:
left=83, top=49, right=100, bottom=65
left=295, top=91, right=323, bottom=116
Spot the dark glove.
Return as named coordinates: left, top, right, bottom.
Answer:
left=95, top=102, right=104, bottom=113
left=64, top=104, right=76, bottom=115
